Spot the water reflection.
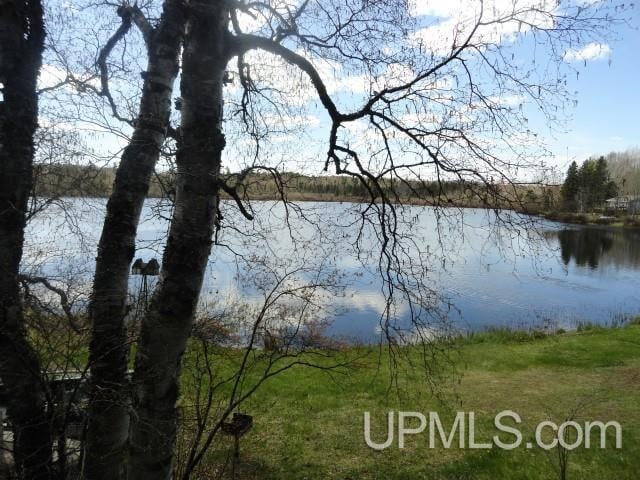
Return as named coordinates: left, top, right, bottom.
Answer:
left=23, top=199, right=640, bottom=340
left=550, top=228, right=640, bottom=270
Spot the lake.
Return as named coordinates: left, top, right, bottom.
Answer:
left=24, top=198, right=640, bottom=342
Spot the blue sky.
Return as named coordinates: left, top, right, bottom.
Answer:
left=547, top=18, right=639, bottom=169
left=39, top=0, right=639, bottom=180
left=239, top=1, right=640, bottom=179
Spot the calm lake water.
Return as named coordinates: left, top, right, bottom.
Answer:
left=24, top=198, right=640, bottom=342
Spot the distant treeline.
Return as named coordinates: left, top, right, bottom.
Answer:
left=33, top=163, right=554, bottom=210
left=234, top=172, right=474, bottom=202
left=605, top=148, right=640, bottom=196
left=33, top=164, right=170, bottom=198
left=558, top=148, right=640, bottom=213
left=560, top=157, right=618, bottom=212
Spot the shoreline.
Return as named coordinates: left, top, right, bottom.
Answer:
left=47, top=194, right=640, bottom=229
left=184, top=320, right=640, bottom=479
left=535, top=210, right=640, bottom=230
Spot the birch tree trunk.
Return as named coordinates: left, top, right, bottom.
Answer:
left=0, top=0, right=51, bottom=478
left=84, top=2, right=186, bottom=479
left=127, top=1, right=229, bottom=478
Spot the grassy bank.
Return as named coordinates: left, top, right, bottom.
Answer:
left=191, top=323, right=640, bottom=479
left=540, top=211, right=640, bottom=229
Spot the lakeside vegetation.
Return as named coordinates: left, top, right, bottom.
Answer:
left=177, top=320, right=640, bottom=479
left=35, top=162, right=640, bottom=231
left=537, top=149, right=640, bottom=228
left=542, top=211, right=640, bottom=229
left=31, top=163, right=503, bottom=204
left=560, top=157, right=618, bottom=213
left=32, top=163, right=551, bottom=210
left=30, top=311, right=640, bottom=480
left=33, top=148, right=640, bottom=213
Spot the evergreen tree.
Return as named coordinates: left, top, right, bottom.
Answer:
left=563, top=157, right=619, bottom=212
left=561, top=161, right=580, bottom=211
left=594, top=156, right=611, bottom=205
left=579, top=159, right=596, bottom=210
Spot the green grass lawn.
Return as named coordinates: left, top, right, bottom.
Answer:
left=188, top=323, right=640, bottom=479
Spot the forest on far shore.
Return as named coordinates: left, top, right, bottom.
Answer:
left=31, top=162, right=520, bottom=207
left=560, top=148, right=640, bottom=212
left=33, top=148, right=640, bottom=212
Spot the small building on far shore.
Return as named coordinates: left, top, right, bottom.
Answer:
left=605, top=195, right=640, bottom=213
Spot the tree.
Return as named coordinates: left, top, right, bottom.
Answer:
left=605, top=179, right=619, bottom=202
left=595, top=156, right=618, bottom=204
left=562, top=156, right=618, bottom=212
left=0, top=0, right=52, bottom=478
left=126, top=1, right=229, bottom=477
left=561, top=161, right=580, bottom=211
left=58, top=1, right=188, bottom=478
left=605, top=148, right=640, bottom=196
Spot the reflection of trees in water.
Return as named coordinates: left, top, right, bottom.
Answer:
left=550, top=228, right=640, bottom=269
left=558, top=230, right=613, bottom=269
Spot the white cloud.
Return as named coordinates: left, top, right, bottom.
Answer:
left=563, top=42, right=611, bottom=62
left=236, top=0, right=298, bottom=33
left=319, top=62, right=423, bottom=97
left=236, top=10, right=267, bottom=33
left=409, top=0, right=557, bottom=55
left=326, top=74, right=371, bottom=95
left=488, top=94, right=527, bottom=107
left=409, top=0, right=462, bottom=18
left=38, top=63, right=101, bottom=92
left=262, top=114, right=321, bottom=129
left=38, top=64, right=68, bottom=90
